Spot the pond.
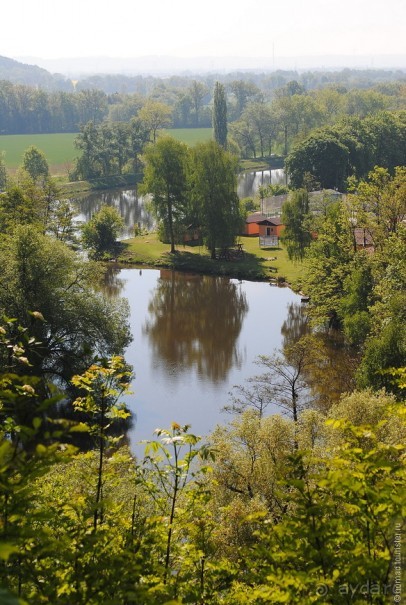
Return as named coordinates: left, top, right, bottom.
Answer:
left=105, top=266, right=303, bottom=452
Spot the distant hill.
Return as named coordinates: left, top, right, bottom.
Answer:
left=0, top=55, right=73, bottom=91
left=18, top=53, right=406, bottom=78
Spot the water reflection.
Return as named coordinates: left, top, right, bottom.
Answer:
left=72, top=169, right=286, bottom=236
left=101, top=263, right=127, bottom=298
left=281, top=302, right=310, bottom=348
left=305, top=331, right=359, bottom=413
left=237, top=169, right=286, bottom=199
left=280, top=303, right=359, bottom=411
left=143, top=270, right=249, bottom=383
left=102, top=269, right=308, bottom=447
left=73, top=186, right=155, bottom=238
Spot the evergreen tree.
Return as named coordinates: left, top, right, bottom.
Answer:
left=213, top=82, right=228, bottom=149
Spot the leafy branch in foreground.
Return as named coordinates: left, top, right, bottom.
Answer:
left=72, top=356, right=132, bottom=530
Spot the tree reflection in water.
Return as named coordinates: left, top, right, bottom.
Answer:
left=143, top=270, right=248, bottom=383
left=101, top=264, right=127, bottom=298
left=281, top=302, right=359, bottom=411
left=281, top=302, right=311, bottom=348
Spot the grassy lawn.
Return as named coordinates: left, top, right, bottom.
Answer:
left=118, top=232, right=304, bottom=289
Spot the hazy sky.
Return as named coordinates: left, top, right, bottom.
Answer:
left=2, top=0, right=405, bottom=60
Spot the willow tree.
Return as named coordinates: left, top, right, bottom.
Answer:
left=213, top=82, right=228, bottom=149
left=189, top=141, right=241, bottom=259
left=141, top=136, right=189, bottom=253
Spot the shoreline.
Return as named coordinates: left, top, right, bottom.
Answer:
left=114, top=233, right=303, bottom=291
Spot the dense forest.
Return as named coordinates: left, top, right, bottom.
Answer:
left=0, top=54, right=405, bottom=139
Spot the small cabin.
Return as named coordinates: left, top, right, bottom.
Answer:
left=244, top=212, right=266, bottom=236
left=244, top=213, right=285, bottom=247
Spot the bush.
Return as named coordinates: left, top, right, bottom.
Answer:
left=81, top=205, right=124, bottom=259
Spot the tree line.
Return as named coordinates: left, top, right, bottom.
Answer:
left=285, top=110, right=406, bottom=190
left=1, top=73, right=405, bottom=156
left=0, top=83, right=108, bottom=134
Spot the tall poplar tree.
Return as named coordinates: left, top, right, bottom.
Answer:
left=213, top=82, right=228, bottom=149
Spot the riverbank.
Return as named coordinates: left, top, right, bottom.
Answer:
left=60, top=156, right=284, bottom=195
left=60, top=173, right=142, bottom=195
left=117, top=232, right=304, bottom=289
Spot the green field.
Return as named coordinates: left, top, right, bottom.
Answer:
left=0, top=133, right=78, bottom=172
left=166, top=128, right=213, bottom=146
left=0, top=128, right=213, bottom=174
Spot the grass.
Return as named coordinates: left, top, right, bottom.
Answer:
left=0, top=133, right=78, bottom=173
left=0, top=129, right=284, bottom=181
left=117, top=232, right=305, bottom=289
left=0, top=129, right=214, bottom=176
left=166, top=128, right=213, bottom=146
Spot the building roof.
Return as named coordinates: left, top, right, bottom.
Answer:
left=257, top=217, right=283, bottom=226
left=353, top=228, right=374, bottom=247
left=246, top=213, right=283, bottom=226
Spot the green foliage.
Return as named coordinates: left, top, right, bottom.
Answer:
left=355, top=225, right=406, bottom=393
left=235, top=102, right=274, bottom=157
left=303, top=202, right=355, bottom=327
left=281, top=189, right=313, bottom=261
left=81, top=204, right=124, bottom=258
left=141, top=136, right=189, bottom=253
left=1, top=330, right=405, bottom=605
left=72, top=356, right=132, bottom=529
left=21, top=146, right=49, bottom=182
left=141, top=422, right=214, bottom=596
left=189, top=140, right=241, bottom=259
left=0, top=173, right=76, bottom=242
left=346, top=165, right=406, bottom=250
left=240, top=197, right=258, bottom=214
left=302, top=172, right=405, bottom=393
left=138, top=99, right=172, bottom=143
left=340, top=253, right=374, bottom=345
left=286, top=111, right=406, bottom=190
left=0, top=152, right=7, bottom=190
left=0, top=225, right=131, bottom=387
left=229, top=410, right=405, bottom=603
left=268, top=183, right=289, bottom=196
left=213, top=82, right=228, bottom=149
left=286, top=132, right=350, bottom=190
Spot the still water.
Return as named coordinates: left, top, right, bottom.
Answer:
left=105, top=266, right=302, bottom=450
left=237, top=168, right=286, bottom=198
